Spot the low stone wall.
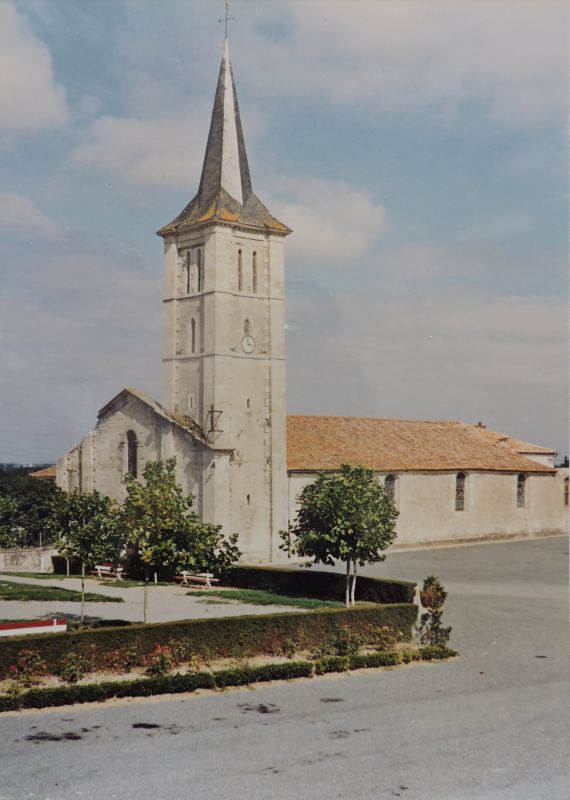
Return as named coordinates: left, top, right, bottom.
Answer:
left=0, top=547, right=57, bottom=573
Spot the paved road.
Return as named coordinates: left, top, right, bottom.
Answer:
left=1, top=536, right=568, bottom=800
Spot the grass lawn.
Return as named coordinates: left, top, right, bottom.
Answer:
left=0, top=581, right=122, bottom=603
left=186, top=587, right=343, bottom=609
left=0, top=572, right=67, bottom=580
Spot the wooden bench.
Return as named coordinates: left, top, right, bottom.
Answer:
left=92, top=564, right=124, bottom=580
left=175, top=572, right=219, bottom=588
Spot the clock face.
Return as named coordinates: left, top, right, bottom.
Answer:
left=241, top=335, right=255, bottom=354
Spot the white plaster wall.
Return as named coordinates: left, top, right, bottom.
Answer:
left=288, top=470, right=567, bottom=547
left=56, top=396, right=206, bottom=508
left=161, top=220, right=288, bottom=563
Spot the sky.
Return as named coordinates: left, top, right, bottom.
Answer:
left=0, top=0, right=568, bottom=463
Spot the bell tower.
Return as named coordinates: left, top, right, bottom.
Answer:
left=157, top=37, right=291, bottom=561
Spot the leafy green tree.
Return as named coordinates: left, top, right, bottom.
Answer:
left=0, top=473, right=59, bottom=549
left=118, top=459, right=240, bottom=622
left=283, top=464, right=398, bottom=606
left=47, top=491, right=122, bottom=624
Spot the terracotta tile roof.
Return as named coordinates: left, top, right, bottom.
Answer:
left=286, top=416, right=555, bottom=473
left=29, top=465, right=56, bottom=479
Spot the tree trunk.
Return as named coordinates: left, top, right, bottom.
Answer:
left=345, top=559, right=351, bottom=607
left=80, top=562, right=85, bottom=626
left=154, top=571, right=158, bottom=584
left=350, top=561, right=358, bottom=606
left=143, top=568, right=149, bottom=624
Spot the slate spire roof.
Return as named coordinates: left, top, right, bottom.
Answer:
left=158, top=38, right=290, bottom=237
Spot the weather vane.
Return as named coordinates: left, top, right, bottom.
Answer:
left=218, top=1, right=236, bottom=38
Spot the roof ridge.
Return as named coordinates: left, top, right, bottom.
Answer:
left=286, top=414, right=462, bottom=425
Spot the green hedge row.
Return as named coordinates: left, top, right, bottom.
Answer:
left=315, top=645, right=454, bottom=675
left=0, top=604, right=418, bottom=680
left=0, top=661, right=313, bottom=712
left=226, top=565, right=416, bottom=604
left=0, top=646, right=456, bottom=712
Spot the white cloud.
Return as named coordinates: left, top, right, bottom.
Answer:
left=0, top=235, right=161, bottom=462
left=0, top=193, right=62, bottom=238
left=240, top=0, right=567, bottom=126
left=267, top=177, right=387, bottom=264
left=286, top=247, right=568, bottom=452
left=69, top=114, right=207, bottom=188
left=0, top=2, right=68, bottom=134
left=70, top=97, right=268, bottom=188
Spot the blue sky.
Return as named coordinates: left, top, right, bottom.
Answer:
left=0, top=0, right=567, bottom=462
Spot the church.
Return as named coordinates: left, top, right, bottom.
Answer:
left=56, top=38, right=568, bottom=562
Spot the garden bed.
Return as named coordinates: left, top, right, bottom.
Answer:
left=0, top=604, right=418, bottom=680
left=0, top=645, right=456, bottom=713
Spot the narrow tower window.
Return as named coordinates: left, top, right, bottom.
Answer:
left=197, top=249, right=202, bottom=292
left=237, top=249, right=242, bottom=291
left=244, top=318, right=250, bottom=336
left=191, top=318, right=196, bottom=353
left=516, top=474, right=526, bottom=508
left=126, top=430, right=138, bottom=478
left=564, top=477, right=569, bottom=508
left=384, top=474, right=396, bottom=500
left=252, top=251, right=257, bottom=293
left=186, top=251, right=191, bottom=294
left=455, top=472, right=465, bottom=511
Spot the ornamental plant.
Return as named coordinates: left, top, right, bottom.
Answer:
left=145, top=645, right=174, bottom=677
left=418, top=576, right=452, bottom=647
left=8, top=649, right=47, bottom=687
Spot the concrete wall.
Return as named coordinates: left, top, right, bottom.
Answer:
left=288, top=469, right=568, bottom=548
left=0, top=547, right=57, bottom=573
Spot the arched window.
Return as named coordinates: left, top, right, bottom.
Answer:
left=237, top=249, right=242, bottom=291
left=197, top=249, right=202, bottom=292
left=185, top=251, right=191, bottom=294
left=517, top=474, right=526, bottom=508
left=384, top=474, right=396, bottom=500
left=126, top=430, right=138, bottom=478
left=191, top=318, right=196, bottom=354
left=252, top=251, right=257, bottom=293
left=455, top=472, right=465, bottom=511
left=244, top=318, right=251, bottom=336
left=564, top=477, right=568, bottom=508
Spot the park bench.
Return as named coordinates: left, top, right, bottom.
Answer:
left=91, top=563, right=125, bottom=580
left=174, top=571, right=219, bottom=588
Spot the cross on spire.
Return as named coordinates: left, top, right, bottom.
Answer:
left=218, top=1, right=236, bottom=39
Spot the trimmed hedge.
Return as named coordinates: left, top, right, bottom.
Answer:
left=0, top=661, right=312, bottom=712
left=0, top=604, right=418, bottom=680
left=315, top=645, right=454, bottom=675
left=226, top=565, right=416, bottom=605
left=0, top=646, right=456, bottom=712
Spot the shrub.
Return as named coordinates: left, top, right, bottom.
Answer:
left=225, top=565, right=416, bottom=604
left=145, top=645, right=174, bottom=677
left=332, top=629, right=363, bottom=656
left=59, top=652, right=88, bottom=683
left=418, top=576, right=452, bottom=647
left=8, top=649, right=47, bottom=687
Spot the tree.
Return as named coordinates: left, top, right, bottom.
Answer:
left=117, top=459, right=240, bottom=622
left=283, top=464, right=398, bottom=606
left=47, top=490, right=121, bottom=624
left=0, top=473, right=59, bottom=549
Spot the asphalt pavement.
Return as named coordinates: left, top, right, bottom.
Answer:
left=1, top=535, right=568, bottom=800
